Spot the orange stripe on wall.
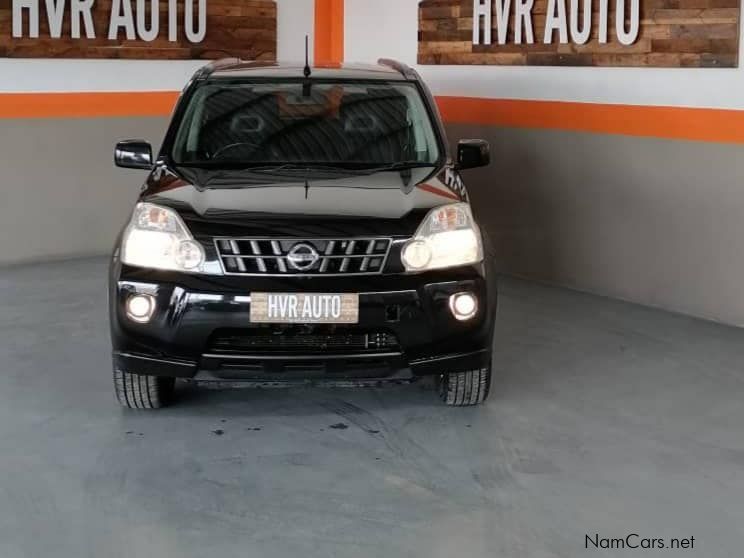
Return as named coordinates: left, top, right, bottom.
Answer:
left=437, top=97, right=744, bottom=145
left=2, top=91, right=744, bottom=145
left=0, top=91, right=179, bottom=119
left=314, top=0, right=344, bottom=65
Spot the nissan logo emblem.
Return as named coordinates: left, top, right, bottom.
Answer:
left=287, top=243, right=320, bottom=271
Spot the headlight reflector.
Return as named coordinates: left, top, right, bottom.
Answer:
left=175, top=240, right=205, bottom=270
left=401, top=203, right=483, bottom=272
left=121, top=203, right=208, bottom=273
left=401, top=240, right=432, bottom=271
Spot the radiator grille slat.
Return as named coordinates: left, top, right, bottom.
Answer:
left=215, top=237, right=392, bottom=276
left=271, top=240, right=287, bottom=273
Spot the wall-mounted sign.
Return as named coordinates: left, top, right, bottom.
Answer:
left=419, top=0, right=740, bottom=67
left=0, top=0, right=276, bottom=59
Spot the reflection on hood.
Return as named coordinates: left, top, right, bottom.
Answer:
left=144, top=164, right=461, bottom=220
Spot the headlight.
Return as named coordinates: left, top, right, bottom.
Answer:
left=401, top=203, right=483, bottom=271
left=121, top=202, right=212, bottom=273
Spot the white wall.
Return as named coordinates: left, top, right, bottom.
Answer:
left=0, top=0, right=314, bottom=93
left=345, top=0, right=744, bottom=110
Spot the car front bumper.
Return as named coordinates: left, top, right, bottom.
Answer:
left=110, top=263, right=497, bottom=382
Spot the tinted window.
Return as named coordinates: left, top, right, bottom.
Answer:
left=171, top=80, right=440, bottom=167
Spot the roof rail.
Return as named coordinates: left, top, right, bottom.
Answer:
left=193, top=57, right=242, bottom=80
left=377, top=58, right=419, bottom=80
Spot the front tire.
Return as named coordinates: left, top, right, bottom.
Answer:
left=439, top=365, right=491, bottom=406
left=113, top=369, right=175, bottom=409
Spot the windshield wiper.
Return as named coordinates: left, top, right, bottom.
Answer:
left=246, top=164, right=371, bottom=175
left=175, top=161, right=439, bottom=192
left=235, top=163, right=308, bottom=174
left=226, top=162, right=438, bottom=193
left=363, top=161, right=438, bottom=173
left=234, top=164, right=370, bottom=198
left=176, top=161, right=437, bottom=173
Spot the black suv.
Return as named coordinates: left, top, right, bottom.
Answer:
left=110, top=59, right=495, bottom=408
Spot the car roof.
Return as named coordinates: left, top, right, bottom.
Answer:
left=201, top=60, right=416, bottom=82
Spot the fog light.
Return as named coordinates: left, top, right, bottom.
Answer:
left=449, top=292, right=477, bottom=321
left=126, top=294, right=156, bottom=323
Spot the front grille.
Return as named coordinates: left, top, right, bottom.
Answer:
left=214, top=237, right=392, bottom=276
left=209, top=328, right=400, bottom=355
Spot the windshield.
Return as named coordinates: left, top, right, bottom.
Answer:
left=171, top=79, right=441, bottom=169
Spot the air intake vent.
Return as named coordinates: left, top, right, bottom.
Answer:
left=214, top=237, right=392, bottom=276
left=209, top=329, right=400, bottom=355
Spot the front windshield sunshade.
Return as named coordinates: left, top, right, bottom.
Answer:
left=171, top=80, right=441, bottom=168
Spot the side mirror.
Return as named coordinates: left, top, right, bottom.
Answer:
left=115, top=140, right=153, bottom=170
left=456, top=139, right=490, bottom=170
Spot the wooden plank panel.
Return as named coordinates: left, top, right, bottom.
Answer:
left=0, top=0, right=276, bottom=60
left=418, top=0, right=740, bottom=67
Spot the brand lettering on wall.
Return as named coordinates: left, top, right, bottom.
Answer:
left=418, top=0, right=740, bottom=67
left=0, top=0, right=277, bottom=59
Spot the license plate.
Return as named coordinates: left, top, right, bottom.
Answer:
left=250, top=293, right=359, bottom=324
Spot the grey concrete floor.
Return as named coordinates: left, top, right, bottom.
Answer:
left=0, top=258, right=742, bottom=558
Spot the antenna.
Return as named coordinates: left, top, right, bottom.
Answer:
left=303, top=35, right=311, bottom=78
left=302, top=34, right=312, bottom=97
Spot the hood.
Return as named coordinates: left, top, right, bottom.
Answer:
left=140, top=164, right=465, bottom=237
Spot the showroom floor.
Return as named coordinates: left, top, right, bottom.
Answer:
left=0, top=258, right=742, bottom=558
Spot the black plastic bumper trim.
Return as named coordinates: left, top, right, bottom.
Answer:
left=201, top=352, right=403, bottom=361
left=113, top=351, right=197, bottom=378
left=113, top=347, right=490, bottom=379
left=408, top=348, right=491, bottom=375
